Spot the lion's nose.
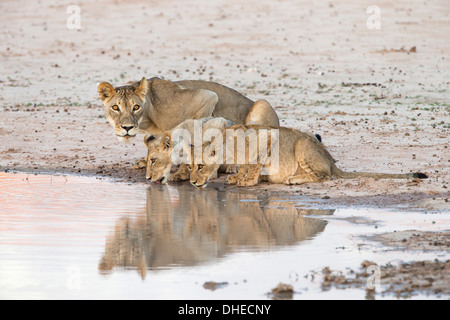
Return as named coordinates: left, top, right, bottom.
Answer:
left=122, top=125, right=134, bottom=132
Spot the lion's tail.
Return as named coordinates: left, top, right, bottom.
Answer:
left=331, top=164, right=428, bottom=180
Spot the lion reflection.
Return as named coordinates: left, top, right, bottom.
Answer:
left=98, top=184, right=332, bottom=279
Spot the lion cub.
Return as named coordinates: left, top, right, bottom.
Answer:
left=190, top=124, right=428, bottom=188
left=145, top=117, right=235, bottom=184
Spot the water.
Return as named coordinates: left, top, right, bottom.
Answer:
left=0, top=172, right=448, bottom=300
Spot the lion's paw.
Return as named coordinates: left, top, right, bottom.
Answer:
left=133, top=158, right=147, bottom=169
left=237, top=178, right=258, bottom=187
left=226, top=175, right=238, bottom=185
left=169, top=172, right=189, bottom=182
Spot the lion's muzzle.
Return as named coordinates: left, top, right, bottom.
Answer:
left=116, top=125, right=139, bottom=139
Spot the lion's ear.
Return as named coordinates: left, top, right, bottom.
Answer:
left=134, top=77, right=149, bottom=101
left=98, top=82, right=116, bottom=101
left=144, top=134, right=156, bottom=147
left=160, top=132, right=173, bottom=152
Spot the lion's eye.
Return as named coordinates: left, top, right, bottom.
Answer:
left=111, top=105, right=119, bottom=111
left=187, top=165, right=192, bottom=171
left=151, top=159, right=157, bottom=165
left=133, top=105, right=141, bottom=111
left=198, top=164, right=204, bottom=170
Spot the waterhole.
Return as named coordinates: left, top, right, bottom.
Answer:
left=0, top=172, right=448, bottom=299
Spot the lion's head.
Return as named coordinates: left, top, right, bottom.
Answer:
left=98, top=77, right=149, bottom=141
left=190, top=141, right=221, bottom=189
left=145, top=132, right=173, bottom=184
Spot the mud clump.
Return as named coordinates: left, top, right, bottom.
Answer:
left=203, top=281, right=229, bottom=291
left=269, top=283, right=294, bottom=300
left=372, top=231, right=450, bottom=251
left=381, top=260, right=450, bottom=298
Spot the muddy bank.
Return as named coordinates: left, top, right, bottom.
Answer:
left=0, top=103, right=447, bottom=211
left=314, top=259, right=449, bottom=299
left=369, top=230, right=450, bottom=252
left=2, top=165, right=448, bottom=212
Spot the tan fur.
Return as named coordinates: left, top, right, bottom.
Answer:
left=145, top=117, right=235, bottom=184
left=244, top=99, right=279, bottom=127
left=190, top=125, right=428, bottom=188
left=144, top=131, right=174, bottom=184
left=97, top=77, right=280, bottom=142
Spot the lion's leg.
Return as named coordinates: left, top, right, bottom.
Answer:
left=245, top=99, right=280, bottom=127
left=237, top=164, right=262, bottom=187
left=283, top=174, right=317, bottom=185
left=169, top=163, right=191, bottom=182
left=135, top=132, right=157, bottom=170
left=133, top=157, right=147, bottom=169
left=191, top=89, right=219, bottom=119
left=227, top=166, right=247, bottom=185
left=218, top=164, right=238, bottom=174
left=285, top=139, right=332, bottom=185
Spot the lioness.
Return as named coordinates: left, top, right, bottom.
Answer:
left=145, top=117, right=236, bottom=184
left=97, top=77, right=280, bottom=141
left=190, top=125, right=428, bottom=188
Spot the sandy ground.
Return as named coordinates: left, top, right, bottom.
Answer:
left=0, top=0, right=448, bottom=211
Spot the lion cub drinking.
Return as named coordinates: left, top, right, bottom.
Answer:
left=145, top=117, right=235, bottom=184
left=190, top=124, right=428, bottom=188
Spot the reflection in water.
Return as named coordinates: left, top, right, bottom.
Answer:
left=2, top=173, right=447, bottom=299
left=99, top=184, right=331, bottom=279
